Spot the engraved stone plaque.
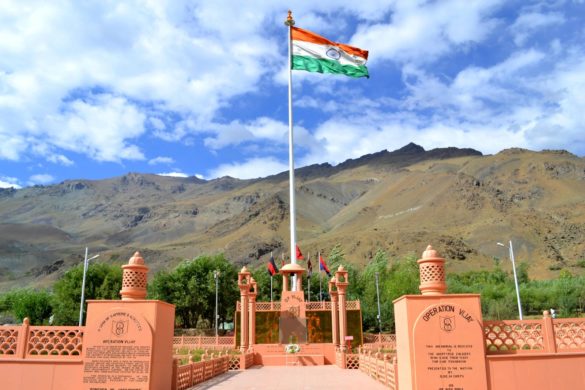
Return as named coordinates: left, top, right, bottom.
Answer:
left=83, top=309, right=153, bottom=390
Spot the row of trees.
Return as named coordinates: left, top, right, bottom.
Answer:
left=0, top=263, right=121, bottom=325
left=1, top=246, right=584, bottom=331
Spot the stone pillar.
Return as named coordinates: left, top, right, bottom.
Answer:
left=120, top=251, right=148, bottom=300
left=335, top=265, right=349, bottom=352
left=296, top=274, right=302, bottom=292
left=329, top=277, right=339, bottom=348
left=248, top=278, right=257, bottom=351
left=83, top=252, right=175, bottom=390
left=238, top=266, right=251, bottom=352
left=542, top=310, right=557, bottom=353
left=417, top=245, right=447, bottom=295
left=394, top=245, right=488, bottom=390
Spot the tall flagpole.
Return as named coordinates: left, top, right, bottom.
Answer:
left=285, top=10, right=297, bottom=291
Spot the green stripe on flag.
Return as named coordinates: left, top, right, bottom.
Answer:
left=292, top=55, right=369, bottom=78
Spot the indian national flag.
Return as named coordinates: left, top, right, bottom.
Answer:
left=291, top=26, right=369, bottom=78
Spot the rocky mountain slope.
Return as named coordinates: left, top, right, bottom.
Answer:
left=0, top=143, right=584, bottom=289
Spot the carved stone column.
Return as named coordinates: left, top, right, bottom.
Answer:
left=238, top=266, right=251, bottom=352
left=248, top=278, right=257, bottom=351
left=329, top=277, right=339, bottom=348
left=335, top=265, right=349, bottom=352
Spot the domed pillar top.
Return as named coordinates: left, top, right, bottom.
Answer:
left=335, top=265, right=349, bottom=290
left=280, top=263, right=305, bottom=293
left=328, top=276, right=338, bottom=294
left=120, top=251, right=149, bottom=300
left=417, top=245, right=447, bottom=295
left=250, top=277, right=258, bottom=295
left=238, top=266, right=251, bottom=287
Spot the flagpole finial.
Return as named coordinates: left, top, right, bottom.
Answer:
left=285, top=10, right=295, bottom=26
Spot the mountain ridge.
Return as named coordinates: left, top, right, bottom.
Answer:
left=0, top=143, right=583, bottom=289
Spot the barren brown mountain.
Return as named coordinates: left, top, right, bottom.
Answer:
left=1, top=143, right=584, bottom=290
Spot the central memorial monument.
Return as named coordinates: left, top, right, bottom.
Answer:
left=279, top=263, right=308, bottom=344
left=236, top=261, right=363, bottom=365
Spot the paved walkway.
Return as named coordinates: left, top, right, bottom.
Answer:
left=188, top=365, right=387, bottom=390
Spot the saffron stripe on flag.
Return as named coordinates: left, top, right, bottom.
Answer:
left=291, top=27, right=368, bottom=60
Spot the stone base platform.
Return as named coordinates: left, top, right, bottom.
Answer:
left=258, top=354, right=325, bottom=366
left=252, top=343, right=336, bottom=366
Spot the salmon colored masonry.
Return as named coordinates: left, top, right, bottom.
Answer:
left=1, top=246, right=584, bottom=389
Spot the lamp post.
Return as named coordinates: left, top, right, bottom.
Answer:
left=497, top=241, right=523, bottom=320
left=375, top=272, right=382, bottom=334
left=79, top=247, right=99, bottom=326
left=213, top=270, right=220, bottom=337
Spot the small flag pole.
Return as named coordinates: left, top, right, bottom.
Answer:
left=285, top=10, right=298, bottom=291
left=307, top=253, right=311, bottom=302
left=270, top=252, right=273, bottom=303
left=319, top=251, right=323, bottom=301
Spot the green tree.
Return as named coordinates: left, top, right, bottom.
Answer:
left=383, top=255, right=420, bottom=330
left=149, top=254, right=238, bottom=329
left=327, top=244, right=345, bottom=268
left=0, top=289, right=53, bottom=325
left=359, top=249, right=391, bottom=332
left=250, top=265, right=281, bottom=303
left=51, top=263, right=122, bottom=325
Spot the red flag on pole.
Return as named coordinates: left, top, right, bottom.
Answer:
left=267, top=253, right=279, bottom=276
left=296, top=245, right=304, bottom=260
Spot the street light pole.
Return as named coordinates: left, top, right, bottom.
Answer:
left=213, top=270, right=220, bottom=337
left=79, top=247, right=99, bottom=326
left=497, top=241, right=523, bottom=320
left=375, top=272, right=382, bottom=334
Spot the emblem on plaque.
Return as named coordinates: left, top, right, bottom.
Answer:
left=111, top=319, right=129, bottom=336
left=440, top=315, right=455, bottom=332
left=287, top=306, right=300, bottom=318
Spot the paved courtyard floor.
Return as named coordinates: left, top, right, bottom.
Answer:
left=188, top=365, right=387, bottom=389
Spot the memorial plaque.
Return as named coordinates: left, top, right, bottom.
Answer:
left=83, top=309, right=153, bottom=390
left=280, top=291, right=307, bottom=344
left=412, top=303, right=487, bottom=390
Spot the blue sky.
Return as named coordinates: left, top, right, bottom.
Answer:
left=1, top=1, right=584, bottom=188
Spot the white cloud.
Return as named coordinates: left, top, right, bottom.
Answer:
left=352, top=0, right=503, bottom=65
left=47, top=154, right=74, bottom=166
left=402, top=49, right=546, bottom=119
left=208, top=157, right=289, bottom=179
left=27, top=174, right=55, bottom=186
left=149, top=117, right=166, bottom=131
left=45, top=94, right=146, bottom=162
left=157, top=172, right=188, bottom=178
left=0, top=0, right=283, bottom=162
left=149, top=156, right=175, bottom=165
left=0, top=132, right=27, bottom=161
left=0, top=176, right=21, bottom=189
left=203, top=117, right=310, bottom=151
left=510, top=11, right=565, bottom=46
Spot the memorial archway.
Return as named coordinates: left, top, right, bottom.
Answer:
left=235, top=263, right=363, bottom=365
